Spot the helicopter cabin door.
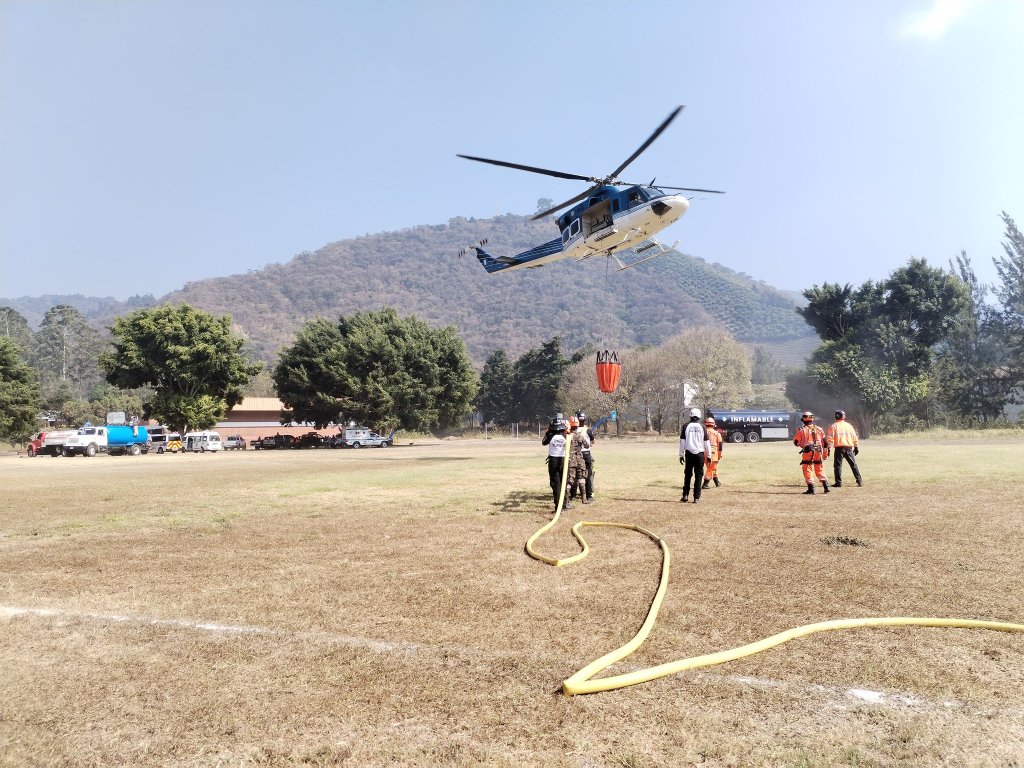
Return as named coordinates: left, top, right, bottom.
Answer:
left=582, top=199, right=615, bottom=241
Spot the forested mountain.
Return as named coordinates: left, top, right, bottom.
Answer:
left=3, top=214, right=812, bottom=364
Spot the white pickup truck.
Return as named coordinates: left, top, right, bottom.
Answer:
left=341, top=427, right=395, bottom=448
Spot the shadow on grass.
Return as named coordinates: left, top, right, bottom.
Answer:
left=493, top=490, right=549, bottom=514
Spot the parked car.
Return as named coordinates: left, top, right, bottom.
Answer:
left=294, top=432, right=326, bottom=448
left=223, top=435, right=247, bottom=450
left=183, top=431, right=222, bottom=452
left=255, top=434, right=294, bottom=450
left=148, top=426, right=170, bottom=452
left=344, top=429, right=395, bottom=448
left=157, top=433, right=182, bottom=454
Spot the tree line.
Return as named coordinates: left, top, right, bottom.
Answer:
left=0, top=304, right=262, bottom=440
left=0, top=304, right=484, bottom=442
left=2, top=210, right=1021, bottom=444
left=0, top=297, right=770, bottom=444
left=474, top=328, right=763, bottom=435
left=786, top=212, right=1024, bottom=436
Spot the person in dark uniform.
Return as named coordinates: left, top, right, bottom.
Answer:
left=827, top=409, right=863, bottom=487
left=575, top=410, right=595, bottom=502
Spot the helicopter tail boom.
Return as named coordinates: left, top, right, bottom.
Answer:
left=473, top=237, right=564, bottom=273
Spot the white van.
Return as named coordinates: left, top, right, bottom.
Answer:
left=183, top=431, right=222, bottom=453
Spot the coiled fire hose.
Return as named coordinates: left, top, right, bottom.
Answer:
left=526, top=434, right=1024, bottom=696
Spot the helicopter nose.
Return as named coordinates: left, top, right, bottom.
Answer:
left=652, top=195, right=689, bottom=219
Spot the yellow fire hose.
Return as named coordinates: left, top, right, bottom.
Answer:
left=527, top=434, right=1024, bottom=696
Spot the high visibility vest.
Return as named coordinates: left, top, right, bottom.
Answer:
left=794, top=425, right=827, bottom=461
left=827, top=420, right=859, bottom=449
left=707, top=429, right=723, bottom=461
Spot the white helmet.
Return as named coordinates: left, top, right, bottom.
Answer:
left=689, top=407, right=702, bottom=419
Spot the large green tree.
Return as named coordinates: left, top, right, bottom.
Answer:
left=273, top=318, right=350, bottom=427
left=933, top=252, right=1012, bottom=421
left=0, top=307, right=34, bottom=360
left=30, top=304, right=106, bottom=400
left=993, top=211, right=1024, bottom=384
left=100, top=304, right=261, bottom=433
left=790, top=258, right=968, bottom=435
left=275, top=308, right=476, bottom=432
left=474, top=349, right=516, bottom=425
left=511, top=337, right=573, bottom=427
left=0, top=336, right=41, bottom=444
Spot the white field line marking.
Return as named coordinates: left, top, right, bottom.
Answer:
left=0, top=605, right=412, bottom=653
left=3, top=605, right=1018, bottom=716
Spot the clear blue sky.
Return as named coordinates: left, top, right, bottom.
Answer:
left=2, top=0, right=1022, bottom=300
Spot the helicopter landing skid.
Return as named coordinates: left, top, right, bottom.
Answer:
left=612, top=237, right=678, bottom=271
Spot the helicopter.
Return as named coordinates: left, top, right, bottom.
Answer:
left=457, top=105, right=723, bottom=273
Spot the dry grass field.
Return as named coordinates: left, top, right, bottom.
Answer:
left=1, top=435, right=1023, bottom=767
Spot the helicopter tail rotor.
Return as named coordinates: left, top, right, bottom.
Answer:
left=458, top=238, right=489, bottom=258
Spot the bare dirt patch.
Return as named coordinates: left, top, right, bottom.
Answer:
left=1, top=439, right=1023, bottom=766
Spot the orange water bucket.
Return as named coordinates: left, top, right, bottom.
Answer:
left=595, top=350, right=622, bottom=394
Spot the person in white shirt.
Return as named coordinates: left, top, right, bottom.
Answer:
left=542, top=415, right=569, bottom=511
left=679, top=407, right=711, bottom=503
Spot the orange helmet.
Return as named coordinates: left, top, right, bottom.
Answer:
left=568, top=416, right=579, bottom=429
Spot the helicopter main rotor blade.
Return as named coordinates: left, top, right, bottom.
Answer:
left=457, top=154, right=594, bottom=182
left=627, top=183, right=726, bottom=194
left=531, top=184, right=602, bottom=220
left=608, top=105, right=684, bottom=181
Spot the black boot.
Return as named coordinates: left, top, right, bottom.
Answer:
left=701, top=480, right=710, bottom=489
left=804, top=483, right=815, bottom=495
left=823, top=481, right=830, bottom=494
left=713, top=477, right=721, bottom=487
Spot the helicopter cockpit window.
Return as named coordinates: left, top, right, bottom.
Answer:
left=562, top=218, right=581, bottom=244
left=628, top=188, right=648, bottom=206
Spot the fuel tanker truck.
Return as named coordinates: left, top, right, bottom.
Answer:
left=62, top=420, right=150, bottom=457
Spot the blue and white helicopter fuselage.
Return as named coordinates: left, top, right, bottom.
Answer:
left=473, top=185, right=689, bottom=273
left=458, top=106, right=721, bottom=274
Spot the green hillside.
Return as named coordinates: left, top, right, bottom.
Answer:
left=2, top=214, right=813, bottom=365
left=163, top=215, right=811, bottom=363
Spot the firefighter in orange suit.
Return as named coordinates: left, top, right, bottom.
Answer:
left=827, top=409, right=862, bottom=487
left=701, top=416, right=724, bottom=489
left=793, top=411, right=829, bottom=494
